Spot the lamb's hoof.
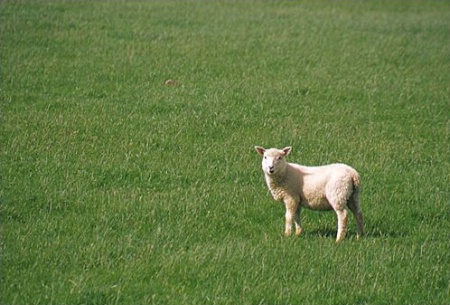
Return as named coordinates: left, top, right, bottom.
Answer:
left=335, top=237, right=345, bottom=244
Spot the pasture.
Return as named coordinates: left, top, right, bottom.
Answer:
left=1, top=0, right=449, bottom=304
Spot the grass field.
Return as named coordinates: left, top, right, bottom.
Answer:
left=1, top=0, right=449, bottom=304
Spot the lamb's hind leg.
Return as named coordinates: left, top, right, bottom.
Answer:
left=326, top=181, right=349, bottom=243
left=335, top=209, right=348, bottom=243
left=348, top=197, right=364, bottom=239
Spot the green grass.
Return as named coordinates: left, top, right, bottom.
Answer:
left=1, top=0, right=449, bottom=304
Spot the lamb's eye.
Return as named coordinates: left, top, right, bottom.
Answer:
left=277, top=156, right=282, bottom=160
left=264, top=156, right=267, bottom=159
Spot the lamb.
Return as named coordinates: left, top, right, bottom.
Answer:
left=255, top=146, right=363, bottom=243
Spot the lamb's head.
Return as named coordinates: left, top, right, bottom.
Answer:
left=255, top=146, right=292, bottom=176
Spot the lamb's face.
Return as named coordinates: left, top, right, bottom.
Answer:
left=255, top=146, right=292, bottom=176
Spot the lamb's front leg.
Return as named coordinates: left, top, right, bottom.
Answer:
left=284, top=199, right=301, bottom=236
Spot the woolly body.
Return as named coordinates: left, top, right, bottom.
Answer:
left=255, top=146, right=364, bottom=243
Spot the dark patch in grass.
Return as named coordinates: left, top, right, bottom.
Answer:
left=75, top=290, right=122, bottom=305
left=307, top=226, right=408, bottom=240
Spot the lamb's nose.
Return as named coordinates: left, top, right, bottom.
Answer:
left=269, top=166, right=274, bottom=173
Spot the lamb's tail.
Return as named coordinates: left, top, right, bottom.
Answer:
left=352, top=171, right=361, bottom=192
left=347, top=170, right=361, bottom=205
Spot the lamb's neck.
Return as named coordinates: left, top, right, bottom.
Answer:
left=265, top=172, right=286, bottom=188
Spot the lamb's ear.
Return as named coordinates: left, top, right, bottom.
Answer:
left=282, top=146, right=292, bottom=156
left=255, top=146, right=266, bottom=156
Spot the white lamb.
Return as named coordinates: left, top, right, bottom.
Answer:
left=255, top=146, right=363, bottom=243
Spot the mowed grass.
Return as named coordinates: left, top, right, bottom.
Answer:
left=1, top=0, right=449, bottom=304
